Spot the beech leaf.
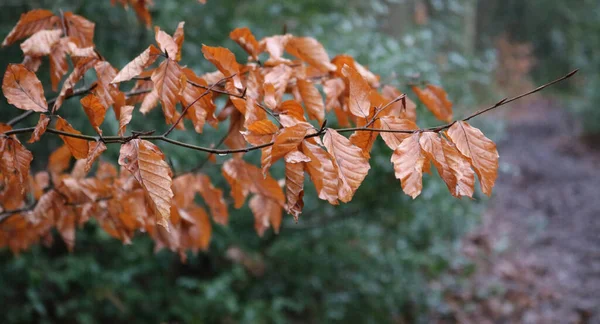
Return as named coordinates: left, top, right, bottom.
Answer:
left=2, top=64, right=47, bottom=112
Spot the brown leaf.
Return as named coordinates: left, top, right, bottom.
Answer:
left=264, top=64, right=293, bottom=105
left=242, top=119, right=278, bottom=146
left=84, top=141, right=107, bottom=173
left=323, top=78, right=345, bottom=111
left=276, top=100, right=307, bottom=127
left=118, top=105, right=134, bottom=136
left=260, top=34, right=292, bottom=62
left=63, top=12, right=95, bottom=47
left=342, top=64, right=371, bottom=118
left=263, top=83, right=277, bottom=110
left=441, top=137, right=475, bottom=198
left=151, top=60, right=183, bottom=126
left=48, top=144, right=72, bottom=177
left=2, top=64, right=48, bottom=112
left=49, top=37, right=70, bottom=91
left=349, top=119, right=380, bottom=158
left=447, top=121, right=498, bottom=196
left=118, top=139, right=174, bottom=228
left=249, top=194, right=282, bottom=237
left=155, top=26, right=179, bottom=60
left=271, top=122, right=313, bottom=164
left=382, top=85, right=416, bottom=121
left=2, top=9, right=58, bottom=47
left=196, top=174, right=229, bottom=225
left=284, top=150, right=310, bottom=221
left=93, top=61, right=122, bottom=111
left=411, top=84, right=453, bottom=123
left=378, top=116, right=419, bottom=150
left=301, top=139, right=339, bottom=204
left=224, top=109, right=246, bottom=158
left=181, top=206, right=211, bottom=252
left=296, top=78, right=324, bottom=123
left=20, top=29, right=62, bottom=57
left=419, top=132, right=458, bottom=194
left=28, top=114, right=50, bottom=144
left=331, top=54, right=380, bottom=88
left=229, top=27, right=260, bottom=60
left=243, top=98, right=267, bottom=129
left=112, top=45, right=161, bottom=83
left=391, top=133, right=425, bottom=198
left=53, top=57, right=98, bottom=111
left=80, top=93, right=107, bottom=135
left=285, top=37, right=336, bottom=72
left=22, top=55, right=42, bottom=72
left=201, top=45, right=242, bottom=90
left=55, top=116, right=89, bottom=159
left=173, top=22, right=185, bottom=61
left=179, top=68, right=217, bottom=132
left=0, top=137, right=33, bottom=193
left=222, top=158, right=285, bottom=209
left=323, top=129, right=370, bottom=202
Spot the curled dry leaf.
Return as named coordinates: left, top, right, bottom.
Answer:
left=342, top=64, right=372, bottom=119
left=447, top=121, right=498, bottom=196
left=49, top=37, right=70, bottom=91
left=229, top=27, right=261, bottom=60
left=28, top=114, right=50, bottom=144
left=301, top=139, right=339, bottom=205
left=284, top=150, right=310, bottom=221
left=55, top=116, right=89, bottom=159
left=179, top=68, right=217, bottom=132
left=80, top=93, right=107, bottom=135
left=48, top=144, right=72, bottom=178
left=391, top=132, right=425, bottom=199
left=382, top=85, right=416, bottom=121
left=201, top=44, right=243, bottom=90
left=85, top=141, right=107, bottom=173
left=63, top=12, right=95, bottom=47
left=118, top=139, right=174, bottom=228
left=196, top=174, right=229, bottom=225
left=118, top=105, right=134, bottom=136
left=378, top=116, right=419, bottom=150
left=249, top=194, right=282, bottom=237
left=264, top=65, right=293, bottom=106
left=2, top=64, right=47, bottom=112
left=155, top=26, right=179, bottom=60
left=0, top=136, right=33, bottom=193
left=20, top=29, right=62, bottom=57
left=112, top=45, right=161, bottom=83
left=2, top=9, right=58, bottom=47
left=151, top=60, right=183, bottom=126
left=296, top=78, right=325, bottom=123
left=323, top=129, right=370, bottom=203
left=412, top=84, right=453, bottom=123
left=285, top=36, right=336, bottom=72
left=419, top=132, right=458, bottom=195
left=441, top=137, right=475, bottom=198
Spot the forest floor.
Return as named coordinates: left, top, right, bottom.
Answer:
left=436, top=96, right=600, bottom=324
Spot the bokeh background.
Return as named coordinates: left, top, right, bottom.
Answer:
left=1, top=0, right=598, bottom=323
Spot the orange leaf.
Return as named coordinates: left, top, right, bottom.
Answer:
left=271, top=122, right=313, bottom=164
left=342, top=64, right=371, bottom=118
left=49, top=37, right=70, bottom=91
left=2, top=9, right=58, bottom=47
left=441, top=137, right=475, bottom=198
left=201, top=45, right=242, bottom=90
left=264, top=64, right=292, bottom=105
left=118, top=139, right=174, bottom=228
left=0, top=137, right=33, bottom=193
left=447, top=121, right=498, bottom=196
left=411, top=84, right=453, bottom=122
left=260, top=34, right=292, bottom=62
left=382, top=85, right=416, bottom=121
left=20, top=29, right=62, bottom=56
left=179, top=68, right=217, bottom=131
left=229, top=27, right=260, bottom=60
left=151, top=60, right=183, bottom=126
left=284, top=150, right=310, bottom=221
left=172, top=22, right=185, bottom=61
left=249, top=194, right=282, bottom=237
left=48, top=144, right=72, bottom=177
left=223, top=109, right=246, bottom=158
left=378, top=116, right=419, bottom=150
left=53, top=56, right=98, bottom=111
left=349, top=119, right=380, bottom=158
left=84, top=141, right=107, bottom=173
left=2, top=64, right=48, bottom=112
left=276, top=100, right=307, bottom=127
left=301, top=139, right=339, bottom=204
left=390, top=132, right=425, bottom=198
left=155, top=26, right=179, bottom=60
left=222, top=158, right=285, bottom=208
left=63, top=12, right=95, bottom=47
left=196, top=174, right=229, bottom=225
left=80, top=93, right=107, bottom=135
left=331, top=54, right=380, bottom=87
left=28, top=114, right=50, bottom=144
left=263, top=83, right=277, bottom=110
left=181, top=206, right=212, bottom=252
left=419, top=132, right=459, bottom=195
left=242, top=119, right=278, bottom=145
left=323, top=78, right=345, bottom=111
left=323, top=129, right=370, bottom=202
left=55, top=116, right=89, bottom=159
left=118, top=105, right=134, bottom=136
left=243, top=98, right=267, bottom=129
left=285, top=37, right=336, bottom=72
left=296, top=78, right=324, bottom=123
left=112, top=45, right=161, bottom=83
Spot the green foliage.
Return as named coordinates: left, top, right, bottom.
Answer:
left=0, top=0, right=497, bottom=322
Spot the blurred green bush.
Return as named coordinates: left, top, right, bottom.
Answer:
left=0, top=0, right=497, bottom=322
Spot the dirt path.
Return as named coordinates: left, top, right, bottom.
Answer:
left=438, top=98, right=600, bottom=323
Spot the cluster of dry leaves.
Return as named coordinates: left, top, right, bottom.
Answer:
left=0, top=8, right=501, bottom=257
